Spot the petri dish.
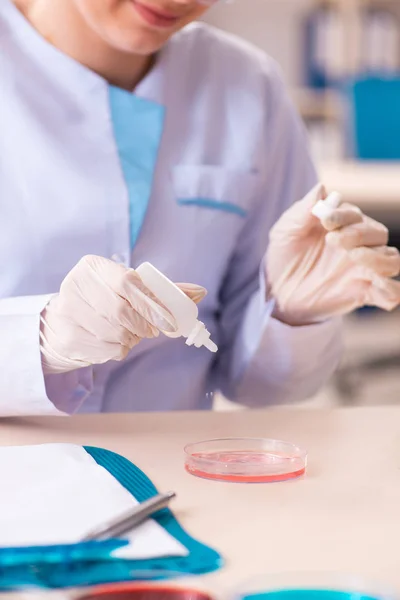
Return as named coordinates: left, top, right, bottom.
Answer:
left=184, top=438, right=307, bottom=483
left=233, top=573, right=396, bottom=600
left=78, top=584, right=213, bottom=600
left=77, top=571, right=215, bottom=600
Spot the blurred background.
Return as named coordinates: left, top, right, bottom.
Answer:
left=204, top=0, right=400, bottom=409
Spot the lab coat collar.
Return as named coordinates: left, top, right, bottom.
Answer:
left=133, top=50, right=168, bottom=106
left=1, top=0, right=167, bottom=107
left=1, top=0, right=102, bottom=97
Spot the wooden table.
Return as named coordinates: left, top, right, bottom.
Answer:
left=1, top=407, right=400, bottom=595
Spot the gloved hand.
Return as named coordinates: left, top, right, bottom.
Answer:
left=266, top=183, right=400, bottom=325
left=40, top=255, right=207, bottom=374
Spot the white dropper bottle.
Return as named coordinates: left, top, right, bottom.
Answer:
left=136, top=262, right=218, bottom=354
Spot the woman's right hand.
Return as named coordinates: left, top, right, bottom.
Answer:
left=40, top=255, right=206, bottom=374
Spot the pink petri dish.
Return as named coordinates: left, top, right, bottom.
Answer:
left=184, top=438, right=307, bottom=483
left=78, top=583, right=214, bottom=600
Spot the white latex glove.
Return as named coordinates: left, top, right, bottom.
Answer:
left=266, top=183, right=400, bottom=325
left=40, top=255, right=207, bottom=374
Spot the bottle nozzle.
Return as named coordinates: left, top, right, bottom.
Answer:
left=186, top=321, right=218, bottom=353
left=203, top=338, right=218, bottom=353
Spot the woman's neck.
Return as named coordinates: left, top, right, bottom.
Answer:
left=13, top=0, right=153, bottom=90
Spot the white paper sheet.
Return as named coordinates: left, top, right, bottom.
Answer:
left=0, top=444, right=188, bottom=560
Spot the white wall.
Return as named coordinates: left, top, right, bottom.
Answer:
left=202, top=0, right=314, bottom=87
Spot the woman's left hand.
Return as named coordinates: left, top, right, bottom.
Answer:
left=266, top=183, right=400, bottom=326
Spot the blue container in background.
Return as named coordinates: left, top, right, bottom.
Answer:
left=346, top=77, right=400, bottom=160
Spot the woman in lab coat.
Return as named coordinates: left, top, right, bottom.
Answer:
left=1, top=0, right=399, bottom=415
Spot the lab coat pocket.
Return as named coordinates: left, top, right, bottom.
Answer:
left=172, top=165, right=260, bottom=288
left=173, top=165, right=258, bottom=219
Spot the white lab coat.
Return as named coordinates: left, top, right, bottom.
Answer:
left=0, top=0, right=341, bottom=415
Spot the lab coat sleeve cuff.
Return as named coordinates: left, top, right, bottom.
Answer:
left=44, top=368, right=94, bottom=415
left=230, top=287, right=342, bottom=406
left=0, top=295, right=93, bottom=416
